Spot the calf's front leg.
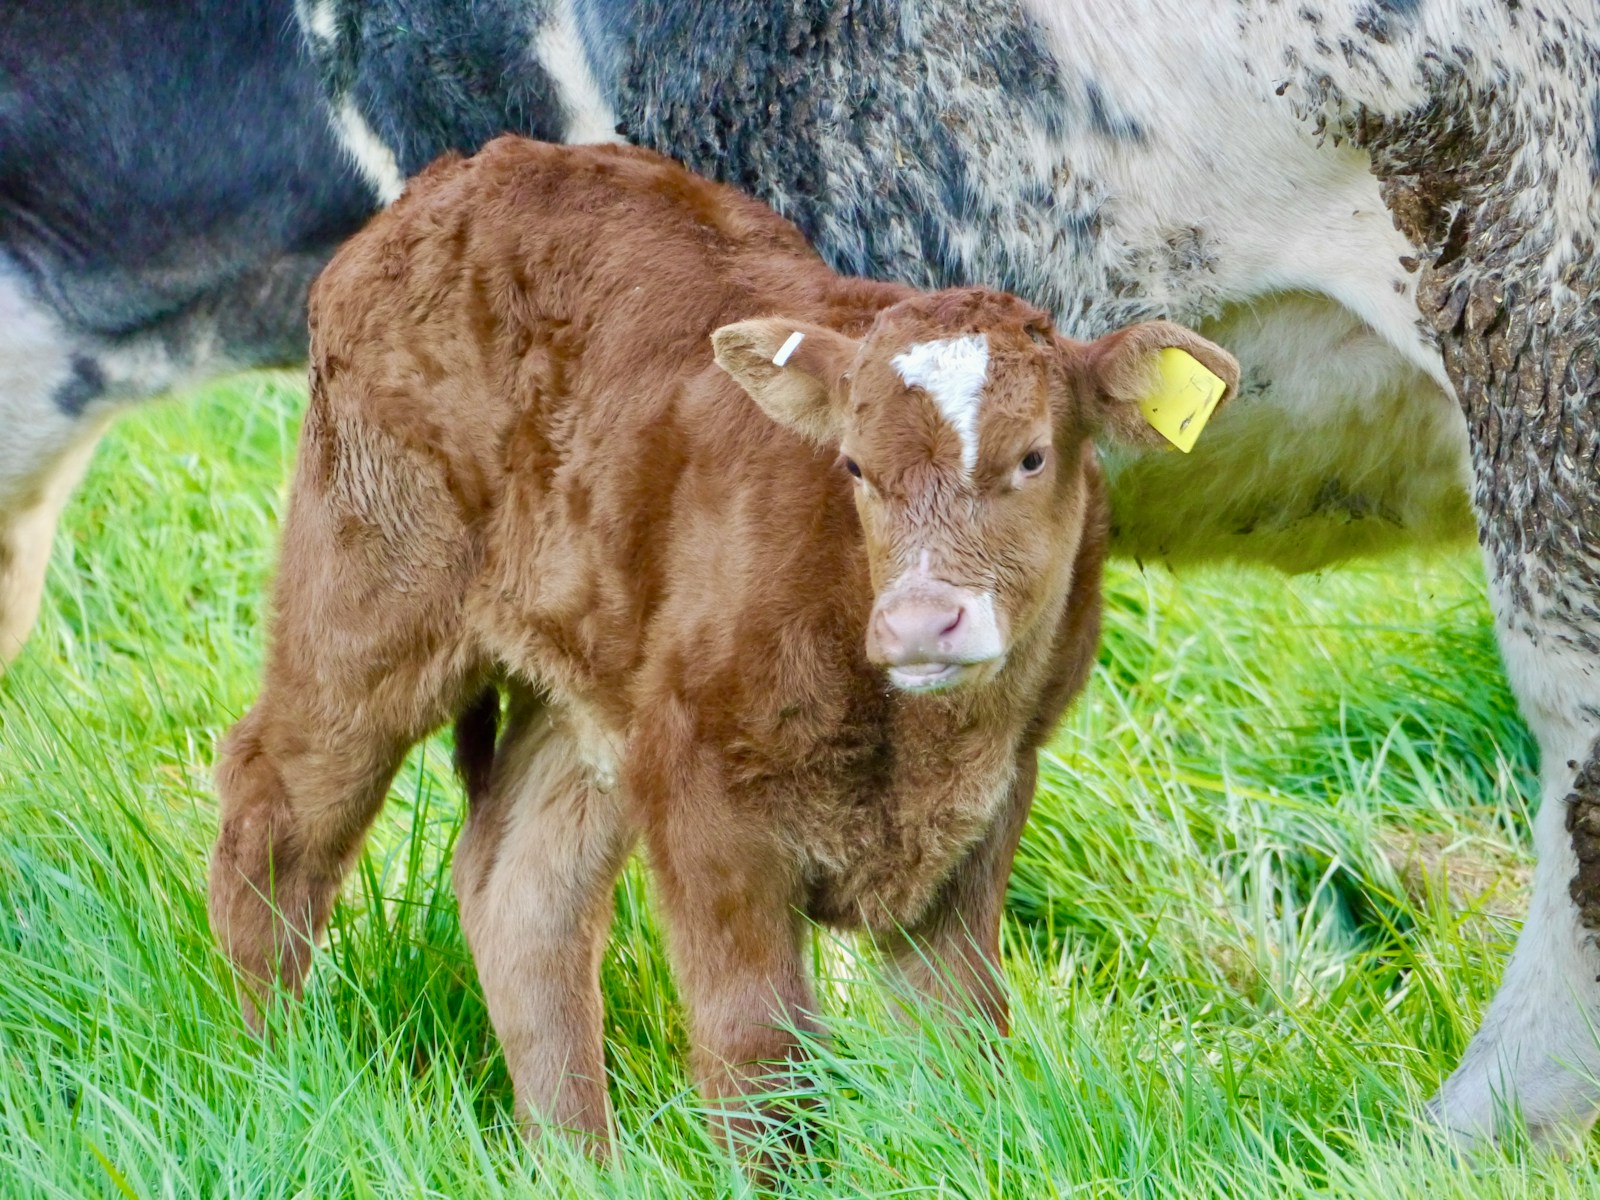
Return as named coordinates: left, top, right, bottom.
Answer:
left=883, top=755, right=1038, bottom=1034
left=644, top=780, right=820, bottom=1151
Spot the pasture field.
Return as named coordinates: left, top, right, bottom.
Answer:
left=1, top=374, right=1595, bottom=1197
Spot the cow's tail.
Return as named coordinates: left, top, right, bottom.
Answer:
left=452, top=687, right=500, bottom=806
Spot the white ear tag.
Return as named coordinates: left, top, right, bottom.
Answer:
left=772, top=331, right=804, bottom=367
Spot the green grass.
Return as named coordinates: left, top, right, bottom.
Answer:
left=0, top=373, right=1592, bottom=1196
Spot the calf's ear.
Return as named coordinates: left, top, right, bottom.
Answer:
left=1073, top=320, right=1239, bottom=448
left=712, top=318, right=860, bottom=445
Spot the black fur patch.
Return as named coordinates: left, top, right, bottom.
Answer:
left=329, top=0, right=570, bottom=176
left=1085, top=81, right=1146, bottom=143
left=1591, top=89, right=1600, bottom=182
left=1567, top=742, right=1600, bottom=936
left=53, top=355, right=104, bottom=417
left=1354, top=0, right=1422, bottom=44
left=609, top=1, right=1076, bottom=291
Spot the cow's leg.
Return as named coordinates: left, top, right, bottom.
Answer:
left=0, top=265, right=112, bottom=667
left=0, top=429, right=105, bottom=665
left=0, top=237, right=362, bottom=669
left=454, top=694, right=635, bottom=1149
left=209, top=398, right=479, bottom=1020
left=1430, top=569, right=1600, bottom=1146
left=882, top=756, right=1038, bottom=1033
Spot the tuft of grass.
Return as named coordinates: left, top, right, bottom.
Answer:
left=2, top=375, right=1590, bottom=1196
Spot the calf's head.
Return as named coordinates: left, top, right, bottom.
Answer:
left=714, top=289, right=1237, bottom=693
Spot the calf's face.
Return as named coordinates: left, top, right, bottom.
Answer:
left=714, top=290, right=1237, bottom=693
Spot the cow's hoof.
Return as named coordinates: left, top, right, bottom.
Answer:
left=1424, top=1087, right=1594, bottom=1158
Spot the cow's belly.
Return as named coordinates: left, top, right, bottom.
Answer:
left=1016, top=1, right=1474, bottom=570
left=1104, top=292, right=1474, bottom=572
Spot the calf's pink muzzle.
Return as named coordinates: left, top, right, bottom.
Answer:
left=867, top=575, right=1005, bottom=692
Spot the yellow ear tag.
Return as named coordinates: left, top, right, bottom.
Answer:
left=1137, top=348, right=1226, bottom=453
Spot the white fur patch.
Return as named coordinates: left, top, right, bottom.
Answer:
left=0, top=268, right=119, bottom=660
left=334, top=98, right=405, bottom=206
left=534, top=3, right=624, bottom=145
left=304, top=0, right=337, bottom=43
left=0, top=268, right=113, bottom=508
left=967, top=590, right=1000, bottom=654
left=568, top=702, right=624, bottom=795
left=892, top=335, right=990, bottom=475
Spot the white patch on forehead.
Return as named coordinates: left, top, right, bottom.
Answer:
left=891, top=334, right=989, bottom=475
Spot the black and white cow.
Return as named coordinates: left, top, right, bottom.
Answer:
left=4, top=0, right=1598, bottom=1151
left=295, top=0, right=1600, bottom=1147
left=0, top=0, right=374, bottom=658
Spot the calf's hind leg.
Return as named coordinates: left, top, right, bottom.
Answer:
left=454, top=694, right=635, bottom=1148
left=210, top=399, right=479, bottom=1019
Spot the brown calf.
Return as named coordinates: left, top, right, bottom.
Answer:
left=210, top=136, right=1237, bottom=1148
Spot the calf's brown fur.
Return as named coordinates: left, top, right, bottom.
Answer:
left=210, top=136, right=1237, bottom=1149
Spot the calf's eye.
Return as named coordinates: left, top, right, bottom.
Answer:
left=1019, top=450, right=1045, bottom=474
left=843, top=457, right=862, bottom=478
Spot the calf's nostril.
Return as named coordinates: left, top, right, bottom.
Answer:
left=939, top=607, right=963, bottom=638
